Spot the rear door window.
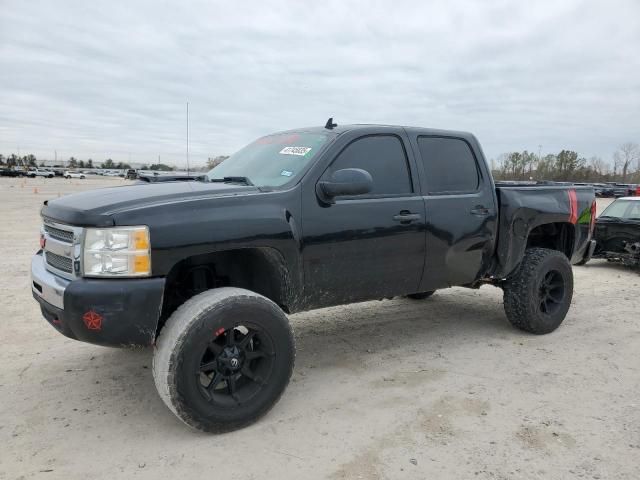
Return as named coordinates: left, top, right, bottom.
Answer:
left=417, top=137, right=480, bottom=194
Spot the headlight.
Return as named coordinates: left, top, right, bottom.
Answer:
left=83, top=226, right=151, bottom=277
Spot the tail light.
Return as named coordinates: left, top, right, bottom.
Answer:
left=568, top=189, right=578, bottom=224
left=590, top=199, right=597, bottom=235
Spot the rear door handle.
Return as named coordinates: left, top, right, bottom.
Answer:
left=470, top=206, right=490, bottom=216
left=393, top=211, right=421, bottom=223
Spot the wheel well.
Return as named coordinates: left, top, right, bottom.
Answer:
left=526, top=222, right=574, bottom=258
left=158, top=248, right=292, bottom=331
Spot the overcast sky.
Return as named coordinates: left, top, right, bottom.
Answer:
left=1, top=0, right=639, bottom=166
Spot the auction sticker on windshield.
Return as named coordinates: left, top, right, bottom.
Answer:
left=279, top=146, right=312, bottom=156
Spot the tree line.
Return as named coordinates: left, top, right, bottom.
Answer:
left=5, top=142, right=639, bottom=183
left=493, top=142, right=640, bottom=183
left=0, top=153, right=179, bottom=171
left=205, top=155, right=229, bottom=170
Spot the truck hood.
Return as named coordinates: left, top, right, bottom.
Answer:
left=42, top=181, right=259, bottom=227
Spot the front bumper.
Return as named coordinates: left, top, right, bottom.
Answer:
left=31, top=252, right=165, bottom=347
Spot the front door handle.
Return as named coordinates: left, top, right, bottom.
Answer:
left=470, top=206, right=490, bottom=216
left=393, top=211, right=421, bottom=224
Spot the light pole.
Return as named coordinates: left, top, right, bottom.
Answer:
left=186, top=101, right=190, bottom=175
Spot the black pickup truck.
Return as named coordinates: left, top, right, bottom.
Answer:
left=31, top=122, right=596, bottom=432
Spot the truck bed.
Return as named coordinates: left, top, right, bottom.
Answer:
left=492, top=183, right=595, bottom=277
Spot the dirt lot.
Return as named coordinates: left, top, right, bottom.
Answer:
left=1, top=177, right=638, bottom=479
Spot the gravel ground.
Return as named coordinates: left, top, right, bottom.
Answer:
left=1, top=177, right=638, bottom=480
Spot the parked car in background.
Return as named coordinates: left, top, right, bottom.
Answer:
left=64, top=171, right=86, bottom=179
left=125, top=169, right=138, bottom=180
left=589, top=197, right=640, bottom=267
left=27, top=168, right=54, bottom=178
left=592, top=183, right=615, bottom=198
left=621, top=184, right=640, bottom=196
left=0, top=167, right=23, bottom=177
left=605, top=183, right=636, bottom=197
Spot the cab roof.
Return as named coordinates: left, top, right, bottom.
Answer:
left=275, top=123, right=477, bottom=141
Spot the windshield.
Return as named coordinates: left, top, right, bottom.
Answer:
left=207, top=132, right=332, bottom=187
left=600, top=200, right=640, bottom=220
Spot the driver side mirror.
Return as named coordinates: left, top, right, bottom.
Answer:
left=317, top=168, right=373, bottom=204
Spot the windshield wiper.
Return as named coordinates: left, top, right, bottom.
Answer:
left=598, top=215, right=624, bottom=222
left=209, top=176, right=254, bottom=186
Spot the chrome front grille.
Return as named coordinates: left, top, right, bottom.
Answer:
left=41, top=219, right=83, bottom=280
left=45, top=251, right=73, bottom=273
left=44, top=224, right=74, bottom=243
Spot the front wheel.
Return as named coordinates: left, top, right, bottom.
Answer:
left=153, top=287, right=295, bottom=433
left=503, top=248, right=573, bottom=334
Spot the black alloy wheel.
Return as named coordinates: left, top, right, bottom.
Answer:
left=153, top=287, right=295, bottom=432
left=196, top=324, right=275, bottom=407
left=537, top=270, right=566, bottom=315
left=503, top=247, right=574, bottom=334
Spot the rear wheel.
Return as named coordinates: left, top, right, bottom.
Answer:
left=503, top=248, right=573, bottom=334
left=153, top=287, right=295, bottom=433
